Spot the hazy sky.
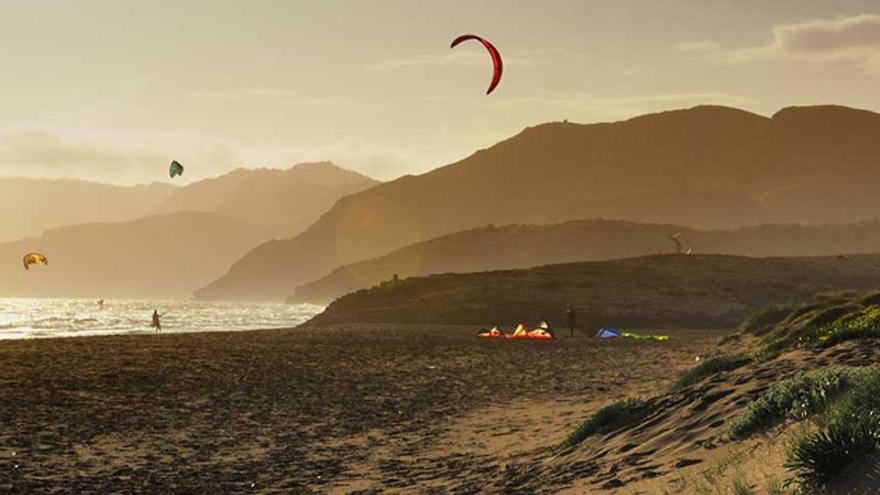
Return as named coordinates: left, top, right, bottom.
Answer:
left=1, top=0, right=879, bottom=184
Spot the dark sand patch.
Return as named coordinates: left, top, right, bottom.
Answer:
left=0, top=325, right=720, bottom=494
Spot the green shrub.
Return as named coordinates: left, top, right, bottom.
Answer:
left=773, top=304, right=862, bottom=349
left=729, top=368, right=856, bottom=439
left=783, top=299, right=847, bottom=326
left=785, top=370, right=880, bottom=491
left=759, top=303, right=880, bottom=354
left=675, top=355, right=752, bottom=389
left=561, top=398, right=649, bottom=449
left=818, top=306, right=880, bottom=348
left=740, top=303, right=801, bottom=335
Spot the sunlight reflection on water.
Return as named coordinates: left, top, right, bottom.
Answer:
left=0, top=298, right=323, bottom=339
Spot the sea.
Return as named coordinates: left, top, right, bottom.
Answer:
left=0, top=298, right=324, bottom=340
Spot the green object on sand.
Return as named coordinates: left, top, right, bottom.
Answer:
left=620, top=331, right=669, bottom=341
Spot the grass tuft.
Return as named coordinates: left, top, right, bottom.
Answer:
left=765, top=475, right=784, bottom=495
left=675, top=354, right=752, bottom=389
left=728, top=368, right=856, bottom=439
left=747, top=293, right=880, bottom=354
left=785, top=369, right=880, bottom=491
left=561, top=398, right=649, bottom=449
left=730, top=474, right=752, bottom=495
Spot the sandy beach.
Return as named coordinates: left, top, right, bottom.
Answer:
left=0, top=325, right=721, bottom=494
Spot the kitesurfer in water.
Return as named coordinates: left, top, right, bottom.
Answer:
left=151, top=310, right=164, bottom=332
left=566, top=306, right=577, bottom=338
left=97, top=299, right=104, bottom=309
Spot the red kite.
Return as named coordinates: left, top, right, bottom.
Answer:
left=450, top=34, right=503, bottom=95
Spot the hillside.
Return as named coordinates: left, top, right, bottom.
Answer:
left=158, top=162, right=378, bottom=236
left=196, top=105, right=880, bottom=301
left=304, top=254, right=880, bottom=328
left=0, top=212, right=271, bottom=299
left=0, top=178, right=175, bottom=243
left=289, top=219, right=880, bottom=304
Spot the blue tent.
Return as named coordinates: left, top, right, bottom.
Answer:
left=595, top=327, right=621, bottom=339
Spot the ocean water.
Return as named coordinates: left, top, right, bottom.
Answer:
left=0, top=298, right=324, bottom=340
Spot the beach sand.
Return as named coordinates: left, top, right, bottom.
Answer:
left=0, top=325, right=722, bottom=494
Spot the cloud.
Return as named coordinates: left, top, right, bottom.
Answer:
left=678, top=41, right=720, bottom=53
left=471, top=91, right=755, bottom=111
left=422, top=91, right=757, bottom=124
left=366, top=50, right=535, bottom=72
left=189, top=88, right=352, bottom=106
left=0, top=130, right=164, bottom=178
left=263, top=137, right=418, bottom=181
left=0, top=128, right=243, bottom=185
left=0, top=125, right=452, bottom=185
left=587, top=92, right=754, bottom=106
left=685, top=14, right=880, bottom=70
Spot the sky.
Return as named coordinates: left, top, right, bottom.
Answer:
left=1, top=0, right=879, bottom=184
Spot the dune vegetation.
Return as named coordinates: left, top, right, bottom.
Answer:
left=674, top=354, right=753, bottom=389
left=561, top=398, right=651, bottom=450
left=555, top=290, right=880, bottom=494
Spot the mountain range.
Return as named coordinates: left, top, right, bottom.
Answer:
left=157, top=162, right=377, bottom=237
left=0, top=178, right=174, bottom=243
left=0, top=212, right=271, bottom=299
left=3, top=162, right=378, bottom=298
left=288, top=219, right=880, bottom=305
left=196, top=104, right=880, bottom=301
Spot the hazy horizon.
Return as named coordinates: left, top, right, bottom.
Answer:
left=2, top=1, right=880, bottom=185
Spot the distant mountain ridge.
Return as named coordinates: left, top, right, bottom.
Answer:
left=0, top=211, right=272, bottom=299
left=288, top=219, right=880, bottom=305
left=0, top=162, right=380, bottom=299
left=196, top=104, right=880, bottom=301
left=158, top=161, right=379, bottom=237
left=0, top=178, right=175, bottom=243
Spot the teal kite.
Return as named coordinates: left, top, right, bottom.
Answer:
left=169, top=160, right=184, bottom=178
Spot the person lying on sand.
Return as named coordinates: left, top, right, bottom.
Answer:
left=539, top=318, right=556, bottom=339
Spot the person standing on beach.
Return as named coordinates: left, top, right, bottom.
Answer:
left=151, top=310, right=164, bottom=332
left=566, top=306, right=577, bottom=337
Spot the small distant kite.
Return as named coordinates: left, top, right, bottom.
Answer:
left=23, top=252, right=48, bottom=270
left=669, top=234, right=683, bottom=255
left=169, top=160, right=184, bottom=178
left=450, top=34, right=503, bottom=95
